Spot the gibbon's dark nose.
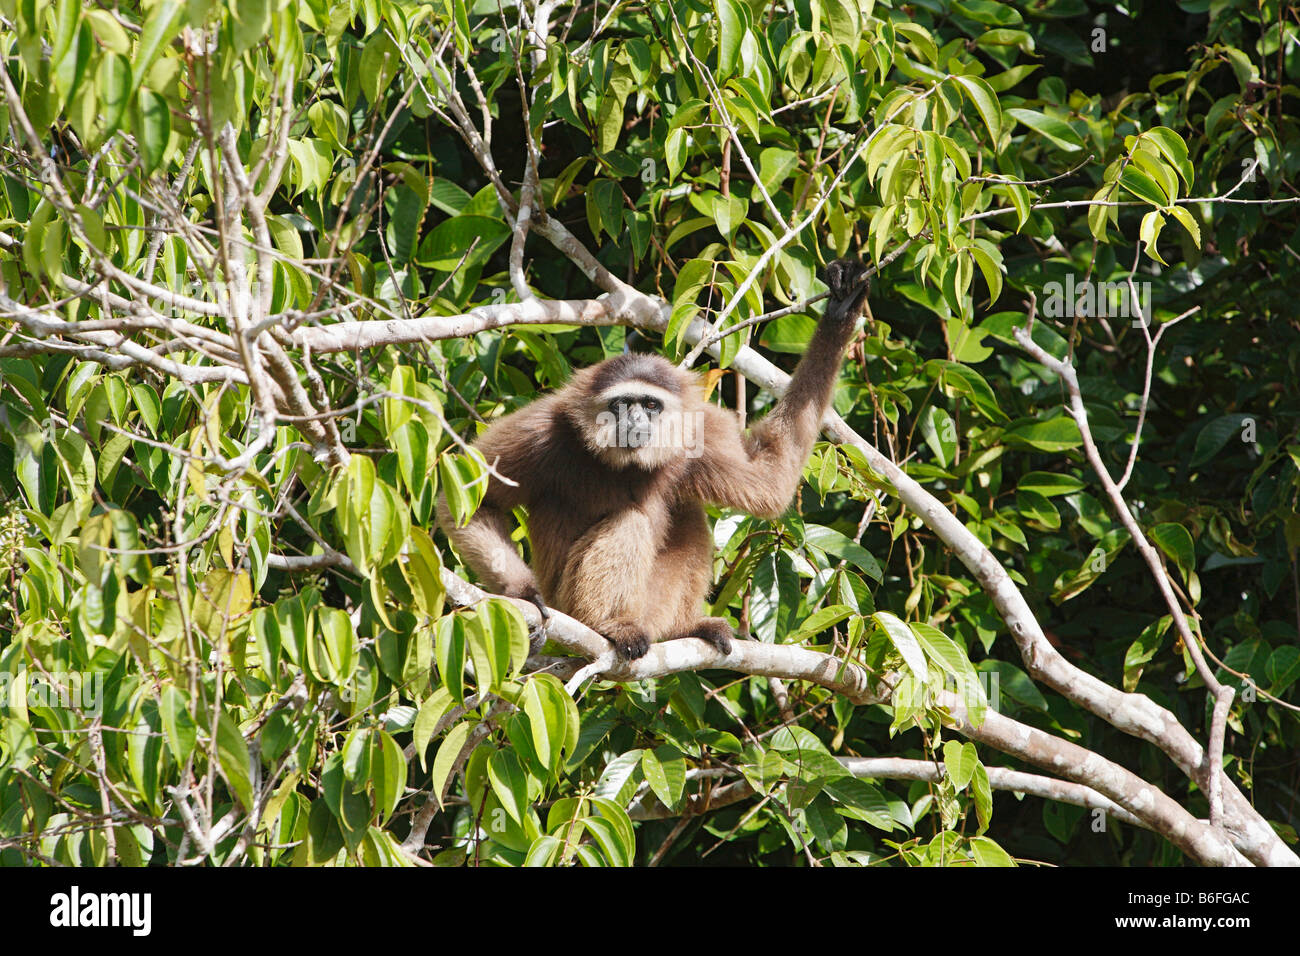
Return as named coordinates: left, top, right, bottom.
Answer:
left=623, top=403, right=653, bottom=447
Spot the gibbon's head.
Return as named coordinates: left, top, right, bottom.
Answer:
left=569, top=354, right=702, bottom=470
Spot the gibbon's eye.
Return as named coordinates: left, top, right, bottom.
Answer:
left=644, top=398, right=662, bottom=413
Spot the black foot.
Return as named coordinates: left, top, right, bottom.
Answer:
left=604, top=622, right=651, bottom=661
left=684, top=619, right=734, bottom=656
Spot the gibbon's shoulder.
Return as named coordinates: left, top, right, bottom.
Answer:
left=474, top=394, right=567, bottom=468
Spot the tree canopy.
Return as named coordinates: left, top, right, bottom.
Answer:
left=0, top=0, right=1298, bottom=867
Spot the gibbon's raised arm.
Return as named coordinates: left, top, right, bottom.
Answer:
left=687, top=259, right=869, bottom=516
left=435, top=398, right=552, bottom=607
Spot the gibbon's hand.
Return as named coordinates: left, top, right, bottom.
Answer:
left=504, top=582, right=550, bottom=620
left=823, top=258, right=871, bottom=326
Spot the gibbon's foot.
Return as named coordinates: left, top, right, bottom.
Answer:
left=825, top=258, right=871, bottom=323
left=681, top=618, right=735, bottom=656
left=604, top=622, right=651, bottom=661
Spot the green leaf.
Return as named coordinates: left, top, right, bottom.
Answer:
left=822, top=0, right=862, bottom=47
left=954, top=0, right=1023, bottom=26
left=403, top=528, right=445, bottom=619
left=1266, top=646, right=1300, bottom=693
left=97, top=52, right=132, bottom=140
left=316, top=606, right=357, bottom=684
left=985, top=64, right=1040, bottom=92
left=478, top=598, right=531, bottom=680
left=385, top=185, right=426, bottom=263
left=418, top=213, right=511, bottom=271
left=803, top=524, right=883, bottom=581
left=360, top=32, right=400, bottom=107
left=1123, top=616, right=1170, bottom=691
left=971, top=763, right=992, bottom=833
left=1005, top=108, right=1083, bottom=152
left=158, top=686, right=197, bottom=764
left=429, top=721, right=472, bottom=809
left=585, top=798, right=636, bottom=866
left=1017, top=472, right=1085, bottom=497
left=716, top=0, right=745, bottom=80
left=969, top=835, right=1016, bottom=866
left=216, top=711, right=255, bottom=811
left=951, top=75, right=1002, bottom=142
left=373, top=731, right=406, bottom=823
left=586, top=179, right=623, bottom=240
left=1190, top=414, right=1253, bottom=466
left=925, top=360, right=1008, bottom=423
left=487, top=749, right=532, bottom=826
left=412, top=687, right=456, bottom=771
left=789, top=604, right=856, bottom=643
left=942, top=740, right=978, bottom=790
left=132, top=0, right=184, bottom=90
left=520, top=674, right=575, bottom=774
left=1015, top=488, right=1061, bottom=530
left=1168, top=206, right=1200, bottom=248
left=874, top=611, right=928, bottom=682
left=1006, top=417, right=1083, bottom=452
left=1088, top=184, right=1115, bottom=242
left=1129, top=143, right=1178, bottom=203
left=594, top=750, right=645, bottom=806
left=1149, top=523, right=1195, bottom=583
left=1144, top=126, right=1194, bottom=190
left=823, top=776, right=895, bottom=831
left=436, top=614, right=468, bottom=704
left=1122, top=167, right=1169, bottom=207
left=641, top=746, right=687, bottom=811
left=921, top=405, right=957, bottom=468
left=1138, top=207, right=1167, bottom=263
left=437, top=451, right=487, bottom=529
left=524, top=834, right=563, bottom=867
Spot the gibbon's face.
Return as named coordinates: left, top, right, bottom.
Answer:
left=574, top=353, right=704, bottom=470
left=586, top=380, right=688, bottom=470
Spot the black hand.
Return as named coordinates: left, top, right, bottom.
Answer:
left=824, top=259, right=871, bottom=324
left=528, top=592, right=551, bottom=620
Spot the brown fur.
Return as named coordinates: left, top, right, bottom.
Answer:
left=438, top=259, right=871, bottom=659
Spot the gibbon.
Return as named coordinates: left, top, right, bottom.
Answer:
left=438, top=259, right=870, bottom=660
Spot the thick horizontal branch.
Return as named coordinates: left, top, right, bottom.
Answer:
left=839, top=757, right=1149, bottom=829
left=439, top=568, right=890, bottom=705
left=292, top=298, right=621, bottom=353
left=628, top=756, right=1152, bottom=827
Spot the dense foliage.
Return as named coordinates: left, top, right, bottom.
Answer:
left=0, top=0, right=1297, bottom=866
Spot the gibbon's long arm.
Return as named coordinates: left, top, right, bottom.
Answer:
left=436, top=399, right=551, bottom=607
left=687, top=259, right=869, bottom=516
